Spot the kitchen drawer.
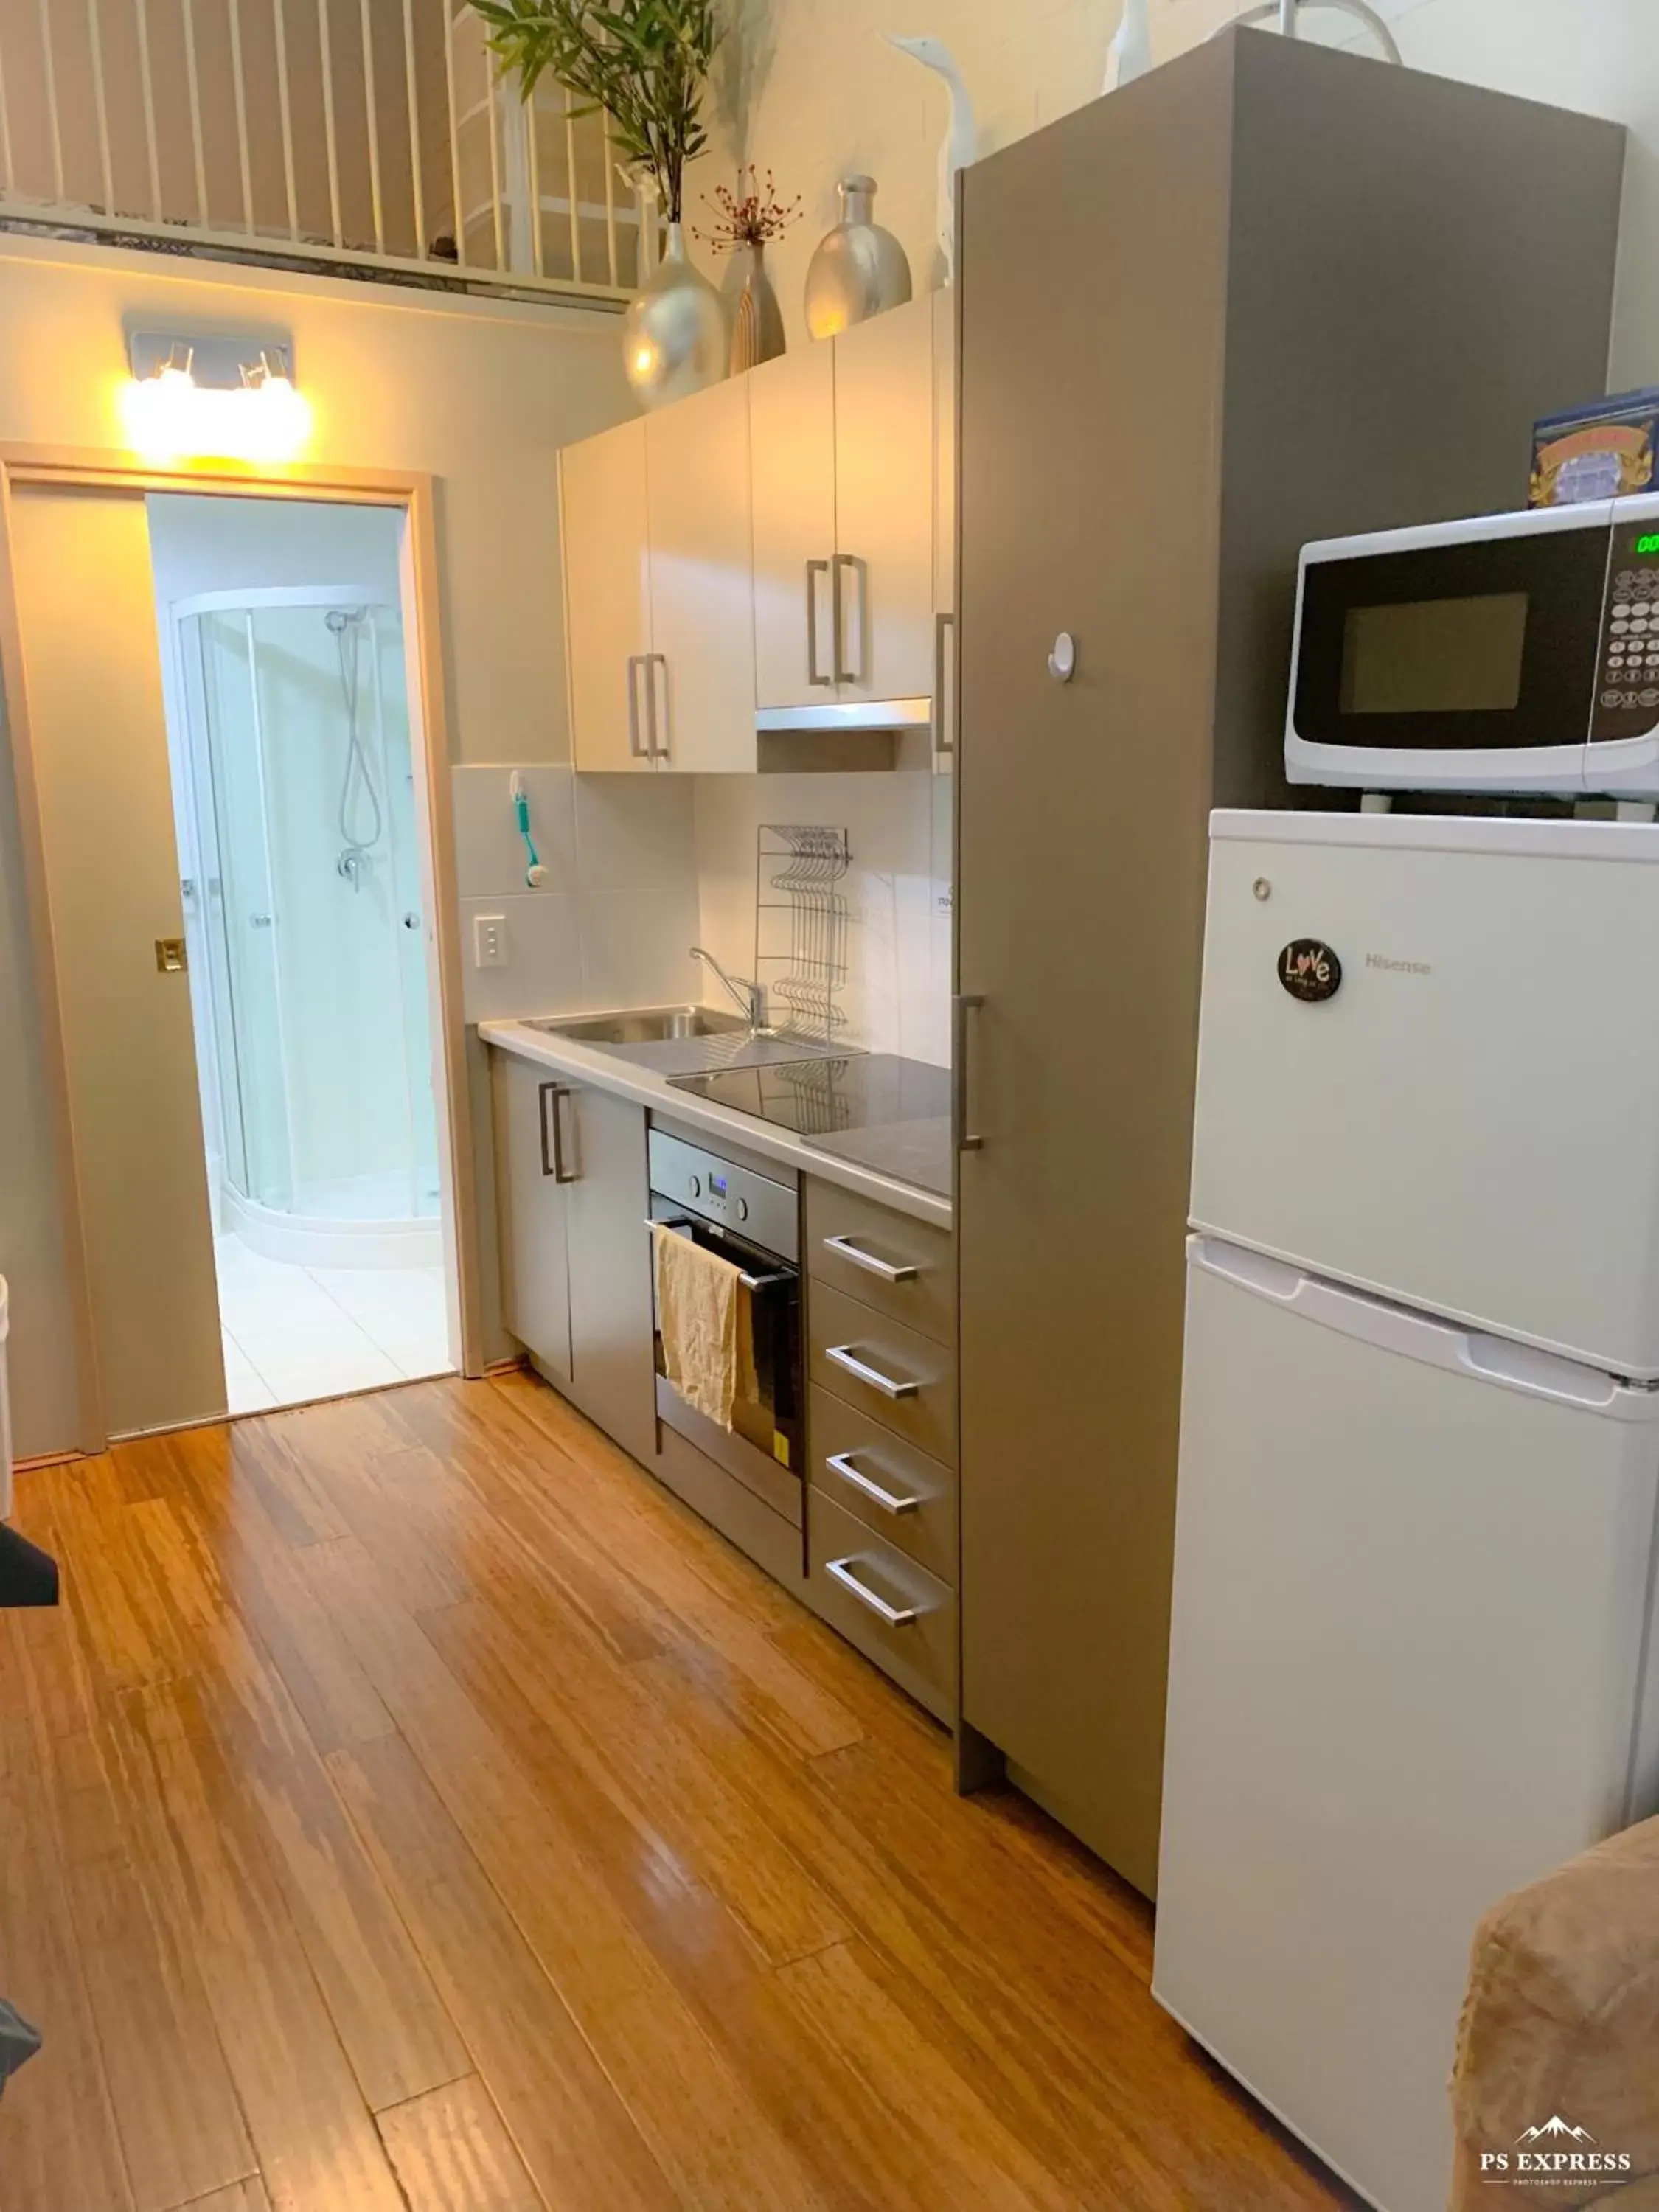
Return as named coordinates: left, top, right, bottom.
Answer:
left=805, top=1178, right=955, bottom=1347
left=807, top=1486, right=956, bottom=1722
left=810, top=1384, right=956, bottom=1586
left=809, top=1281, right=956, bottom=1465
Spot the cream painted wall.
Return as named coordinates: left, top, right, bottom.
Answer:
left=709, top=0, right=1658, bottom=384
left=0, top=235, right=629, bottom=764
left=0, top=237, right=629, bottom=1457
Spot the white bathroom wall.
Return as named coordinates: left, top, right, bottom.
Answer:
left=146, top=497, right=429, bottom=1231
left=146, top=494, right=406, bottom=605
left=690, top=761, right=953, bottom=1065
left=451, top=765, right=701, bottom=1021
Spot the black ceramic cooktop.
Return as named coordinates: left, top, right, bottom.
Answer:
left=667, top=1053, right=951, bottom=1141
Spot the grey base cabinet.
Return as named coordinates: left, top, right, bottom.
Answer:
left=491, top=1051, right=656, bottom=1467
left=801, top=1174, right=959, bottom=1727
left=563, top=1081, right=658, bottom=1467
left=493, top=1053, right=573, bottom=1388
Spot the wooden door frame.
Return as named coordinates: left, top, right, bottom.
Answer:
left=0, top=445, right=482, bottom=1453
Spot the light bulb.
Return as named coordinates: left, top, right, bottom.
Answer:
left=117, top=361, right=313, bottom=463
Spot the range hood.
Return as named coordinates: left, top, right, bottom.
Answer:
left=754, top=698, right=933, bottom=734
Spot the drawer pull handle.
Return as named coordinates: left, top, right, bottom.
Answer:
left=826, top=1450, right=920, bottom=1515
left=825, top=1554, right=918, bottom=1627
left=826, top=1344, right=920, bottom=1399
left=823, top=1234, right=918, bottom=1284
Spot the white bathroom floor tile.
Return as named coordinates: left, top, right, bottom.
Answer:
left=226, top=1371, right=279, bottom=1415
left=256, top=1345, right=403, bottom=1405
left=221, top=1332, right=263, bottom=1388
left=232, top=1311, right=384, bottom=1371
left=370, top=1324, right=454, bottom=1381
left=213, top=1231, right=451, bottom=1409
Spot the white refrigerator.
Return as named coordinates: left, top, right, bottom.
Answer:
left=1153, top=810, right=1659, bottom=2212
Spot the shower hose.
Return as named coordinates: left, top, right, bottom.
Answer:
left=328, top=608, right=383, bottom=888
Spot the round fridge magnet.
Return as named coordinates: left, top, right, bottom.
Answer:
left=1278, top=939, right=1342, bottom=1002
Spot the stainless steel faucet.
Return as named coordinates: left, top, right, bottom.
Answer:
left=690, top=945, right=765, bottom=1036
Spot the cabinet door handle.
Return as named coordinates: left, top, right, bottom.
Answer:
left=540, top=1082, right=578, bottom=1183
left=933, top=610, right=955, bottom=754
left=822, top=1234, right=917, bottom=1284
left=806, top=560, right=832, bottom=687
left=644, top=652, right=669, bottom=761
left=825, top=1554, right=919, bottom=1626
left=832, top=553, right=863, bottom=684
left=826, top=1343, right=919, bottom=1399
left=826, top=1450, right=921, bottom=1515
left=953, top=992, right=984, bottom=1154
left=626, top=655, right=648, bottom=759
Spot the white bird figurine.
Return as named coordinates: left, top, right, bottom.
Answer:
left=883, top=33, right=977, bottom=284
left=1105, top=0, right=1153, bottom=91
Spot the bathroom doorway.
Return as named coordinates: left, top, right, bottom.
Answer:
left=0, top=455, right=474, bottom=1451
left=150, top=497, right=452, bottom=1411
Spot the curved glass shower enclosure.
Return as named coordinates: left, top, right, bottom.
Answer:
left=177, top=587, right=439, bottom=1267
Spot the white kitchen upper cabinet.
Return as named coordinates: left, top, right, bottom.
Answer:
left=644, top=377, right=757, bottom=772
left=561, top=417, right=653, bottom=772
left=833, top=294, right=937, bottom=703
left=749, top=341, right=838, bottom=711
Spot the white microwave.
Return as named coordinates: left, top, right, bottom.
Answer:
left=1284, top=493, right=1659, bottom=797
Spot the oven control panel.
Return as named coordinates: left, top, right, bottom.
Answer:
left=647, top=1128, right=799, bottom=1263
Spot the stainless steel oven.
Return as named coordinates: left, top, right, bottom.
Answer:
left=646, top=1129, right=803, bottom=1501
left=1284, top=493, right=1659, bottom=797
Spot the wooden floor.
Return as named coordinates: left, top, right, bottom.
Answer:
left=0, top=1370, right=1357, bottom=2212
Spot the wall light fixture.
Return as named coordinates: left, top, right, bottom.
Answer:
left=119, top=333, right=313, bottom=463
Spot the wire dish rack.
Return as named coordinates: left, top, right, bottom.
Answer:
left=754, top=824, right=852, bottom=1048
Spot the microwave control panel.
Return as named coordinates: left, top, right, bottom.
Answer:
left=1593, top=520, right=1659, bottom=740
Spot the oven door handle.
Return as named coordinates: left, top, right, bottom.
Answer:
left=644, top=1217, right=794, bottom=1294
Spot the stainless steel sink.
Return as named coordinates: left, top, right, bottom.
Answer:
left=527, top=1006, right=748, bottom=1048
left=521, top=1004, right=846, bottom=1077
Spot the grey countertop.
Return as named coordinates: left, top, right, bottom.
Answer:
left=480, top=1015, right=953, bottom=1230
left=804, top=1116, right=953, bottom=1200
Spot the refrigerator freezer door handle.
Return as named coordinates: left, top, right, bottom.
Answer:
left=1187, top=1234, right=1652, bottom=1419
left=1459, top=1332, right=1622, bottom=1412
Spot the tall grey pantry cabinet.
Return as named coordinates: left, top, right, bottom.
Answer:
left=952, top=27, right=1624, bottom=1897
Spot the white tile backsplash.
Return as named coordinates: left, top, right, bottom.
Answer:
left=451, top=763, right=577, bottom=899
left=579, top=883, right=702, bottom=1010
left=455, top=764, right=701, bottom=1023
left=690, top=768, right=950, bottom=1061
left=452, top=759, right=945, bottom=1055
left=459, top=891, right=583, bottom=1023
left=573, top=773, right=698, bottom=893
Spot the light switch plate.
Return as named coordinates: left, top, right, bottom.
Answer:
left=473, top=913, right=508, bottom=968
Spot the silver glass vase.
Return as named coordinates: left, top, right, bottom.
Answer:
left=803, top=176, right=913, bottom=340
left=729, top=243, right=786, bottom=374
left=623, top=221, right=728, bottom=410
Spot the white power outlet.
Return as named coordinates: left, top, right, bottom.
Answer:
left=473, top=913, right=508, bottom=969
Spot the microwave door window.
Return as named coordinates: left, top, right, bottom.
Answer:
left=1294, top=523, right=1607, bottom=751
left=1339, top=591, right=1528, bottom=715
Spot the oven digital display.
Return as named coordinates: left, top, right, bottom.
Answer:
left=709, top=1172, right=727, bottom=1199
left=1339, top=591, right=1529, bottom=715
